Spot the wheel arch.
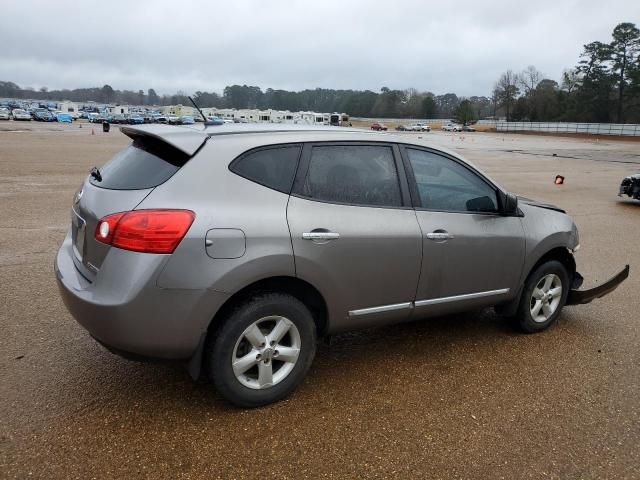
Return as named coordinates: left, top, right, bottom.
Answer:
left=188, top=275, right=329, bottom=379
left=496, top=246, right=576, bottom=316
left=528, top=247, right=576, bottom=282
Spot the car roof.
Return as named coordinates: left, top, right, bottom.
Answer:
left=119, top=123, right=467, bottom=164
left=119, top=123, right=503, bottom=188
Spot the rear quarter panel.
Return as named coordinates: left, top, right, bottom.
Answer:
left=140, top=136, right=297, bottom=292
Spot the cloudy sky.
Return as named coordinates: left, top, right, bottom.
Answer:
left=3, top=0, right=639, bottom=97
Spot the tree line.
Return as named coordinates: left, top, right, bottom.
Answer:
left=491, top=22, right=639, bottom=123
left=0, top=80, right=488, bottom=119
left=1, top=22, right=638, bottom=123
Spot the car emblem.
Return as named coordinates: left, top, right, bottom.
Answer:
left=74, top=188, right=84, bottom=204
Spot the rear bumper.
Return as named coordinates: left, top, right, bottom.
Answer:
left=55, top=230, right=229, bottom=359
left=567, top=265, right=629, bottom=305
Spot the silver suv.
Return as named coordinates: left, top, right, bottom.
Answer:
left=55, top=124, right=628, bottom=407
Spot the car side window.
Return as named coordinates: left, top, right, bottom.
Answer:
left=302, top=145, right=402, bottom=207
left=230, top=145, right=301, bottom=194
left=406, top=148, right=498, bottom=213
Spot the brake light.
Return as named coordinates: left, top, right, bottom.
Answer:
left=95, top=209, right=195, bottom=254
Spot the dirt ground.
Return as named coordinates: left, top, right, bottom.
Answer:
left=1, top=122, right=639, bottom=479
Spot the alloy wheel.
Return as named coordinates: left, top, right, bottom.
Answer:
left=530, top=273, right=563, bottom=323
left=231, top=316, right=301, bottom=389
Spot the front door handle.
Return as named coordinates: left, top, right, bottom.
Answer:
left=302, top=231, right=340, bottom=240
left=426, top=231, right=454, bottom=241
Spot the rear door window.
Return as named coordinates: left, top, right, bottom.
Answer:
left=90, top=137, right=190, bottom=190
left=301, top=145, right=402, bottom=207
left=230, top=145, right=302, bottom=193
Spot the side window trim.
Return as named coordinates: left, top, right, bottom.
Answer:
left=291, top=141, right=412, bottom=209
left=391, top=143, right=413, bottom=207
left=398, top=144, right=502, bottom=215
left=228, top=143, right=303, bottom=194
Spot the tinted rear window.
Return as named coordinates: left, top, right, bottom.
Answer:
left=230, top=145, right=301, bottom=194
left=90, top=137, right=190, bottom=190
left=302, top=145, right=402, bottom=207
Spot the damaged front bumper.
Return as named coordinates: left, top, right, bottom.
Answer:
left=567, top=265, right=630, bottom=305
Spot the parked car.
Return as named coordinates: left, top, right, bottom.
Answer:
left=87, top=113, right=107, bottom=123
left=180, top=115, right=195, bottom=125
left=370, top=122, right=387, bottom=131
left=442, top=123, right=462, bottom=132
left=55, top=124, right=629, bottom=407
left=11, top=109, right=32, bottom=121
left=111, top=114, right=127, bottom=124
left=55, top=112, right=73, bottom=123
left=619, top=174, right=640, bottom=201
left=156, top=115, right=168, bottom=124
left=0, top=107, right=10, bottom=120
left=406, top=124, right=431, bottom=132
left=462, top=125, right=476, bottom=132
left=128, top=114, right=145, bottom=125
left=167, top=114, right=180, bottom=125
left=33, top=109, right=55, bottom=122
left=396, top=124, right=411, bottom=131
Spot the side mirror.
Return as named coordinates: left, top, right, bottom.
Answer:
left=502, top=192, right=519, bottom=215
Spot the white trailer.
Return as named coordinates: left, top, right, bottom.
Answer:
left=109, top=105, right=129, bottom=115
left=57, top=101, right=78, bottom=114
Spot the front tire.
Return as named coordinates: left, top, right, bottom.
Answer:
left=207, top=293, right=316, bottom=407
left=513, top=260, right=569, bottom=333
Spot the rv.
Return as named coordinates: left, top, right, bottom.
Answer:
left=330, top=112, right=350, bottom=126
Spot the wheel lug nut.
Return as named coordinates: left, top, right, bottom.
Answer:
left=274, top=350, right=279, bottom=356
left=256, top=353, right=261, bottom=360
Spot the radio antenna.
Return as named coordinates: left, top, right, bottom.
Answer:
left=188, top=96, right=217, bottom=126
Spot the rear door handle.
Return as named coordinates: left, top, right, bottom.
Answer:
left=302, top=232, right=340, bottom=240
left=426, top=231, right=453, bottom=241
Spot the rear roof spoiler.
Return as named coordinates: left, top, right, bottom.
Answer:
left=120, top=125, right=208, bottom=156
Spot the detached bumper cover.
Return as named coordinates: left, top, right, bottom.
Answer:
left=567, top=265, right=629, bottom=305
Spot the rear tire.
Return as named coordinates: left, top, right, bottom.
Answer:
left=207, top=293, right=316, bottom=407
left=513, top=260, right=570, bottom=333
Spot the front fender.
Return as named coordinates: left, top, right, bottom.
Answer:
left=519, top=203, right=578, bottom=284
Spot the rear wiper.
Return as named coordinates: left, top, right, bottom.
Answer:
left=90, top=166, right=102, bottom=182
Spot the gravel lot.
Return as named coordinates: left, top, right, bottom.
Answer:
left=1, top=122, right=639, bottom=479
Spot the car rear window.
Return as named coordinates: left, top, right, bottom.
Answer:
left=230, top=145, right=301, bottom=194
left=90, top=136, right=190, bottom=190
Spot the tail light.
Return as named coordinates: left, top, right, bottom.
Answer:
left=95, top=209, right=195, bottom=254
